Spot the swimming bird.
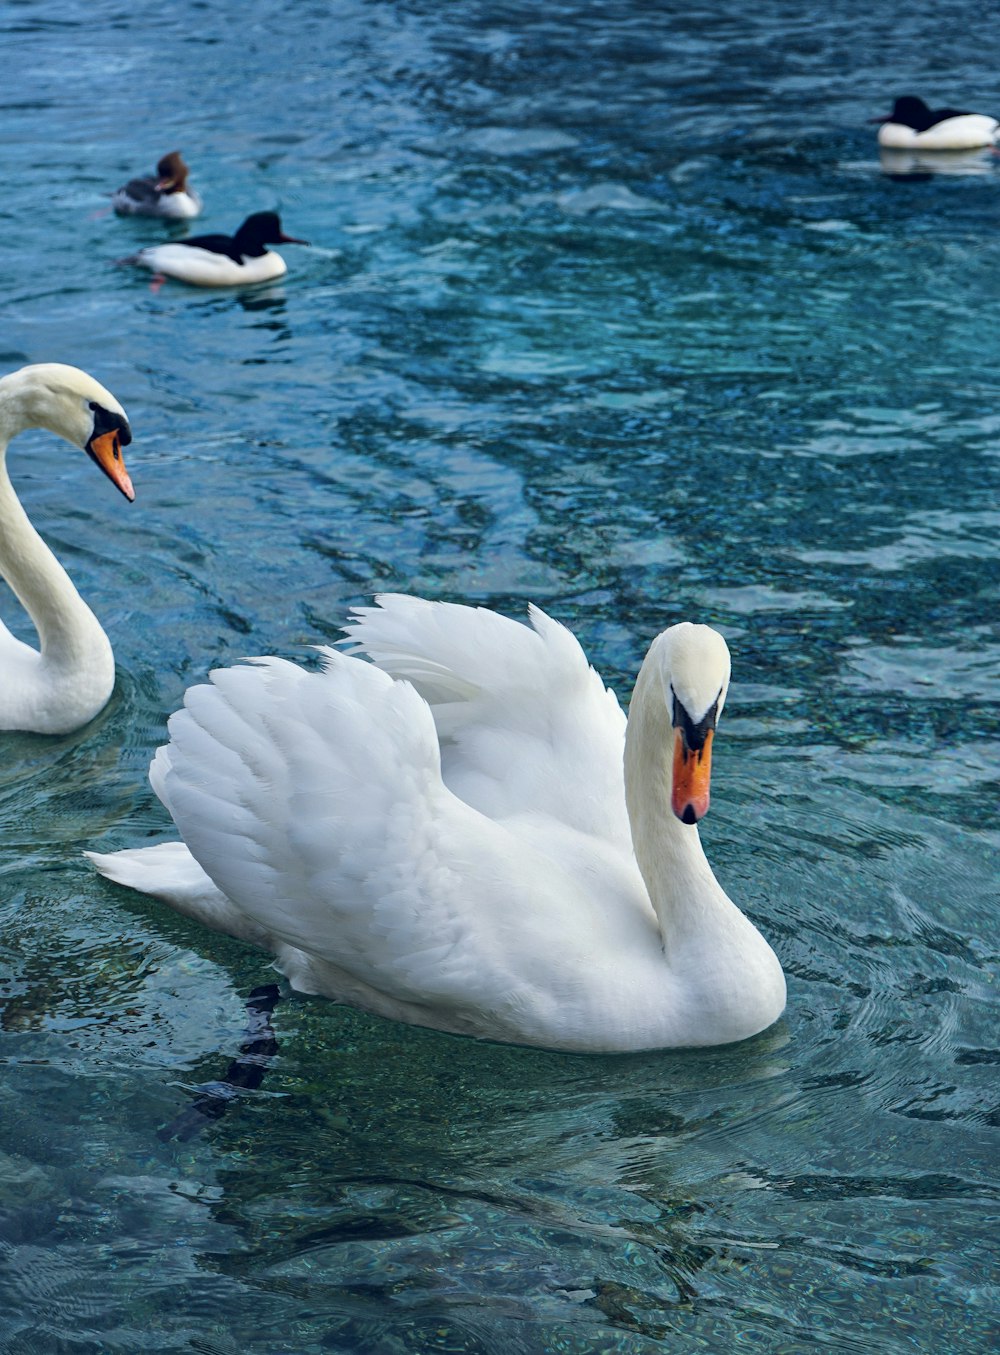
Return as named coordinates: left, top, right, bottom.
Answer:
left=87, top=596, right=786, bottom=1052
left=872, top=96, right=1000, bottom=150
left=123, top=211, right=308, bottom=287
left=0, top=364, right=133, bottom=735
left=112, top=151, right=203, bottom=219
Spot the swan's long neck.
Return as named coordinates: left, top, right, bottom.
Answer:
left=0, top=425, right=110, bottom=674
left=623, top=646, right=727, bottom=955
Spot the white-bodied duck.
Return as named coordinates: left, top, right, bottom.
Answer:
left=123, top=211, right=308, bottom=287
left=872, top=96, right=1000, bottom=151
left=0, top=364, right=134, bottom=735
left=88, top=595, right=786, bottom=1052
left=112, top=151, right=203, bottom=220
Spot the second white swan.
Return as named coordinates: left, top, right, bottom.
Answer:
left=0, top=363, right=134, bottom=735
left=89, top=596, right=785, bottom=1051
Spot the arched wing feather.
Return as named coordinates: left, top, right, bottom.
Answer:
left=343, top=594, right=631, bottom=851
left=156, top=649, right=575, bottom=1010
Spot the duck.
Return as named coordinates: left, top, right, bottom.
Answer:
left=111, top=151, right=203, bottom=220
left=872, top=96, right=1000, bottom=150
left=0, top=364, right=134, bottom=735
left=87, top=595, right=786, bottom=1052
left=123, top=211, right=308, bottom=287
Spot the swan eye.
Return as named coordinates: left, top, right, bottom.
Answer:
left=88, top=401, right=132, bottom=451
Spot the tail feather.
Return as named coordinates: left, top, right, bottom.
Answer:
left=85, top=843, right=272, bottom=948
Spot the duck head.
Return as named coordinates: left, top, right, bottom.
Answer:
left=155, top=151, right=191, bottom=195
left=234, top=212, right=310, bottom=252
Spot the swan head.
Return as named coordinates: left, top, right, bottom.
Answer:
left=652, top=622, right=731, bottom=826
left=0, top=363, right=134, bottom=500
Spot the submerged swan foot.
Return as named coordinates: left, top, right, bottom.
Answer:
left=157, top=983, right=282, bottom=1143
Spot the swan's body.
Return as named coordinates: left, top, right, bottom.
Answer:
left=0, top=364, right=134, bottom=735
left=874, top=96, right=999, bottom=150
left=125, top=211, right=307, bottom=287
left=112, top=151, right=203, bottom=219
left=89, top=597, right=785, bottom=1051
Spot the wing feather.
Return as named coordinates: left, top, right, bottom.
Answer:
left=156, top=649, right=573, bottom=1010
left=343, top=594, right=631, bottom=850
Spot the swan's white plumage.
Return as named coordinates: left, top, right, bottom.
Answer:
left=343, top=597, right=633, bottom=850
left=0, top=364, right=132, bottom=734
left=89, top=595, right=786, bottom=1050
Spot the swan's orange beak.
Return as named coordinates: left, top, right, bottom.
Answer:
left=87, top=427, right=135, bottom=501
left=672, top=726, right=713, bottom=825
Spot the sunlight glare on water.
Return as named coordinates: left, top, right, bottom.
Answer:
left=0, top=1, right=998, bottom=1351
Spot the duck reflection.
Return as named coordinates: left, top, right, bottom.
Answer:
left=879, top=146, right=997, bottom=180
left=237, top=284, right=287, bottom=317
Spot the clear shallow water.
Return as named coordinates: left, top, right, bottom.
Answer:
left=1, top=0, right=998, bottom=1350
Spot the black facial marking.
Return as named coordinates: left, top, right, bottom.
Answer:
left=671, top=686, right=721, bottom=757
left=86, top=401, right=132, bottom=460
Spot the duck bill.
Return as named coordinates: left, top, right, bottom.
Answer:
left=672, top=727, right=713, bottom=825
left=278, top=230, right=310, bottom=245
left=87, top=428, right=135, bottom=501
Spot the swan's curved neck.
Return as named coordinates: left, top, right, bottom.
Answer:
left=0, top=429, right=109, bottom=673
left=624, top=649, right=727, bottom=953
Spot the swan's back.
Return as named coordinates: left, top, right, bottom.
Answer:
left=345, top=594, right=632, bottom=850
left=152, top=642, right=625, bottom=1028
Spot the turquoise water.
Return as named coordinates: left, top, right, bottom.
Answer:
left=2, top=1, right=999, bottom=1350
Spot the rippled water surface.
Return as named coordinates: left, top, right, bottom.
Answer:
left=1, top=1, right=999, bottom=1351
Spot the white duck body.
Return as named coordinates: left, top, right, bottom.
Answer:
left=132, top=242, right=287, bottom=286
left=112, top=151, right=203, bottom=219
left=878, top=114, right=998, bottom=150
left=0, top=364, right=134, bottom=735
left=127, top=211, right=307, bottom=288
left=113, top=185, right=203, bottom=220
left=89, top=596, right=786, bottom=1052
left=876, top=97, right=999, bottom=150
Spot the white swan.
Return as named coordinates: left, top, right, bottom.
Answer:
left=0, top=363, right=134, bottom=734
left=88, top=595, right=786, bottom=1051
